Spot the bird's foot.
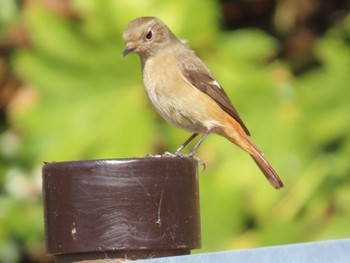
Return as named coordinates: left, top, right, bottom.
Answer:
left=161, top=151, right=185, bottom=157
left=145, top=153, right=160, bottom=157
left=147, top=152, right=205, bottom=172
left=171, top=151, right=206, bottom=172
left=145, top=151, right=185, bottom=158
left=189, top=154, right=206, bottom=172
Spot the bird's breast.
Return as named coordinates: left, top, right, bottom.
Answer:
left=141, top=53, right=224, bottom=133
left=142, top=53, right=181, bottom=107
left=141, top=55, right=202, bottom=132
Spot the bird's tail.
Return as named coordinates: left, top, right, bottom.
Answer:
left=249, top=146, right=284, bottom=189
left=221, top=113, right=284, bottom=189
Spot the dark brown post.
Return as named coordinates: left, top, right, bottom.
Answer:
left=42, top=156, right=201, bottom=262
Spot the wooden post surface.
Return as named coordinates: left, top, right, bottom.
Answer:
left=42, top=156, right=201, bottom=262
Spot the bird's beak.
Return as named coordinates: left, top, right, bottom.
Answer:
left=122, top=45, right=136, bottom=57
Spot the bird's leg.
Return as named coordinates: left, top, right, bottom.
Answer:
left=175, top=133, right=199, bottom=154
left=162, top=131, right=209, bottom=171
left=161, top=133, right=199, bottom=157
left=189, top=129, right=211, bottom=157
left=183, top=129, right=210, bottom=171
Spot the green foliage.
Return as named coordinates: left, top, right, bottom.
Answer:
left=0, top=0, right=349, bottom=260
left=0, top=0, right=19, bottom=35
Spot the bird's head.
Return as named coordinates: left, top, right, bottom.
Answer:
left=122, top=17, right=176, bottom=58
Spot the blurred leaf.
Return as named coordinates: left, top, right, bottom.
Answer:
left=1, top=0, right=350, bottom=259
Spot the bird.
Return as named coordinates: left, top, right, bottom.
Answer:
left=122, top=17, right=284, bottom=189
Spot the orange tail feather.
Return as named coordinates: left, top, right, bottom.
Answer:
left=222, top=113, right=284, bottom=189
left=249, top=148, right=284, bottom=189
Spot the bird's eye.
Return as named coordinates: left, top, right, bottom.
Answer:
left=145, top=30, right=153, bottom=41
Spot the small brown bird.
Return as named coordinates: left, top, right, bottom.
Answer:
left=122, top=17, right=284, bottom=189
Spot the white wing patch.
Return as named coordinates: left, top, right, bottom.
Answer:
left=211, top=79, right=222, bottom=89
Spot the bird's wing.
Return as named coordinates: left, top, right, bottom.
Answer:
left=177, top=51, right=250, bottom=135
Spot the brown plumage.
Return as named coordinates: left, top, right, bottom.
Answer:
left=122, top=17, right=284, bottom=189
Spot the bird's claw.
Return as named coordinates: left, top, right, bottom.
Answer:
left=161, top=151, right=184, bottom=157
left=189, top=154, right=206, bottom=172
left=146, top=152, right=205, bottom=172
left=164, top=151, right=206, bottom=172
left=145, top=151, right=185, bottom=158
